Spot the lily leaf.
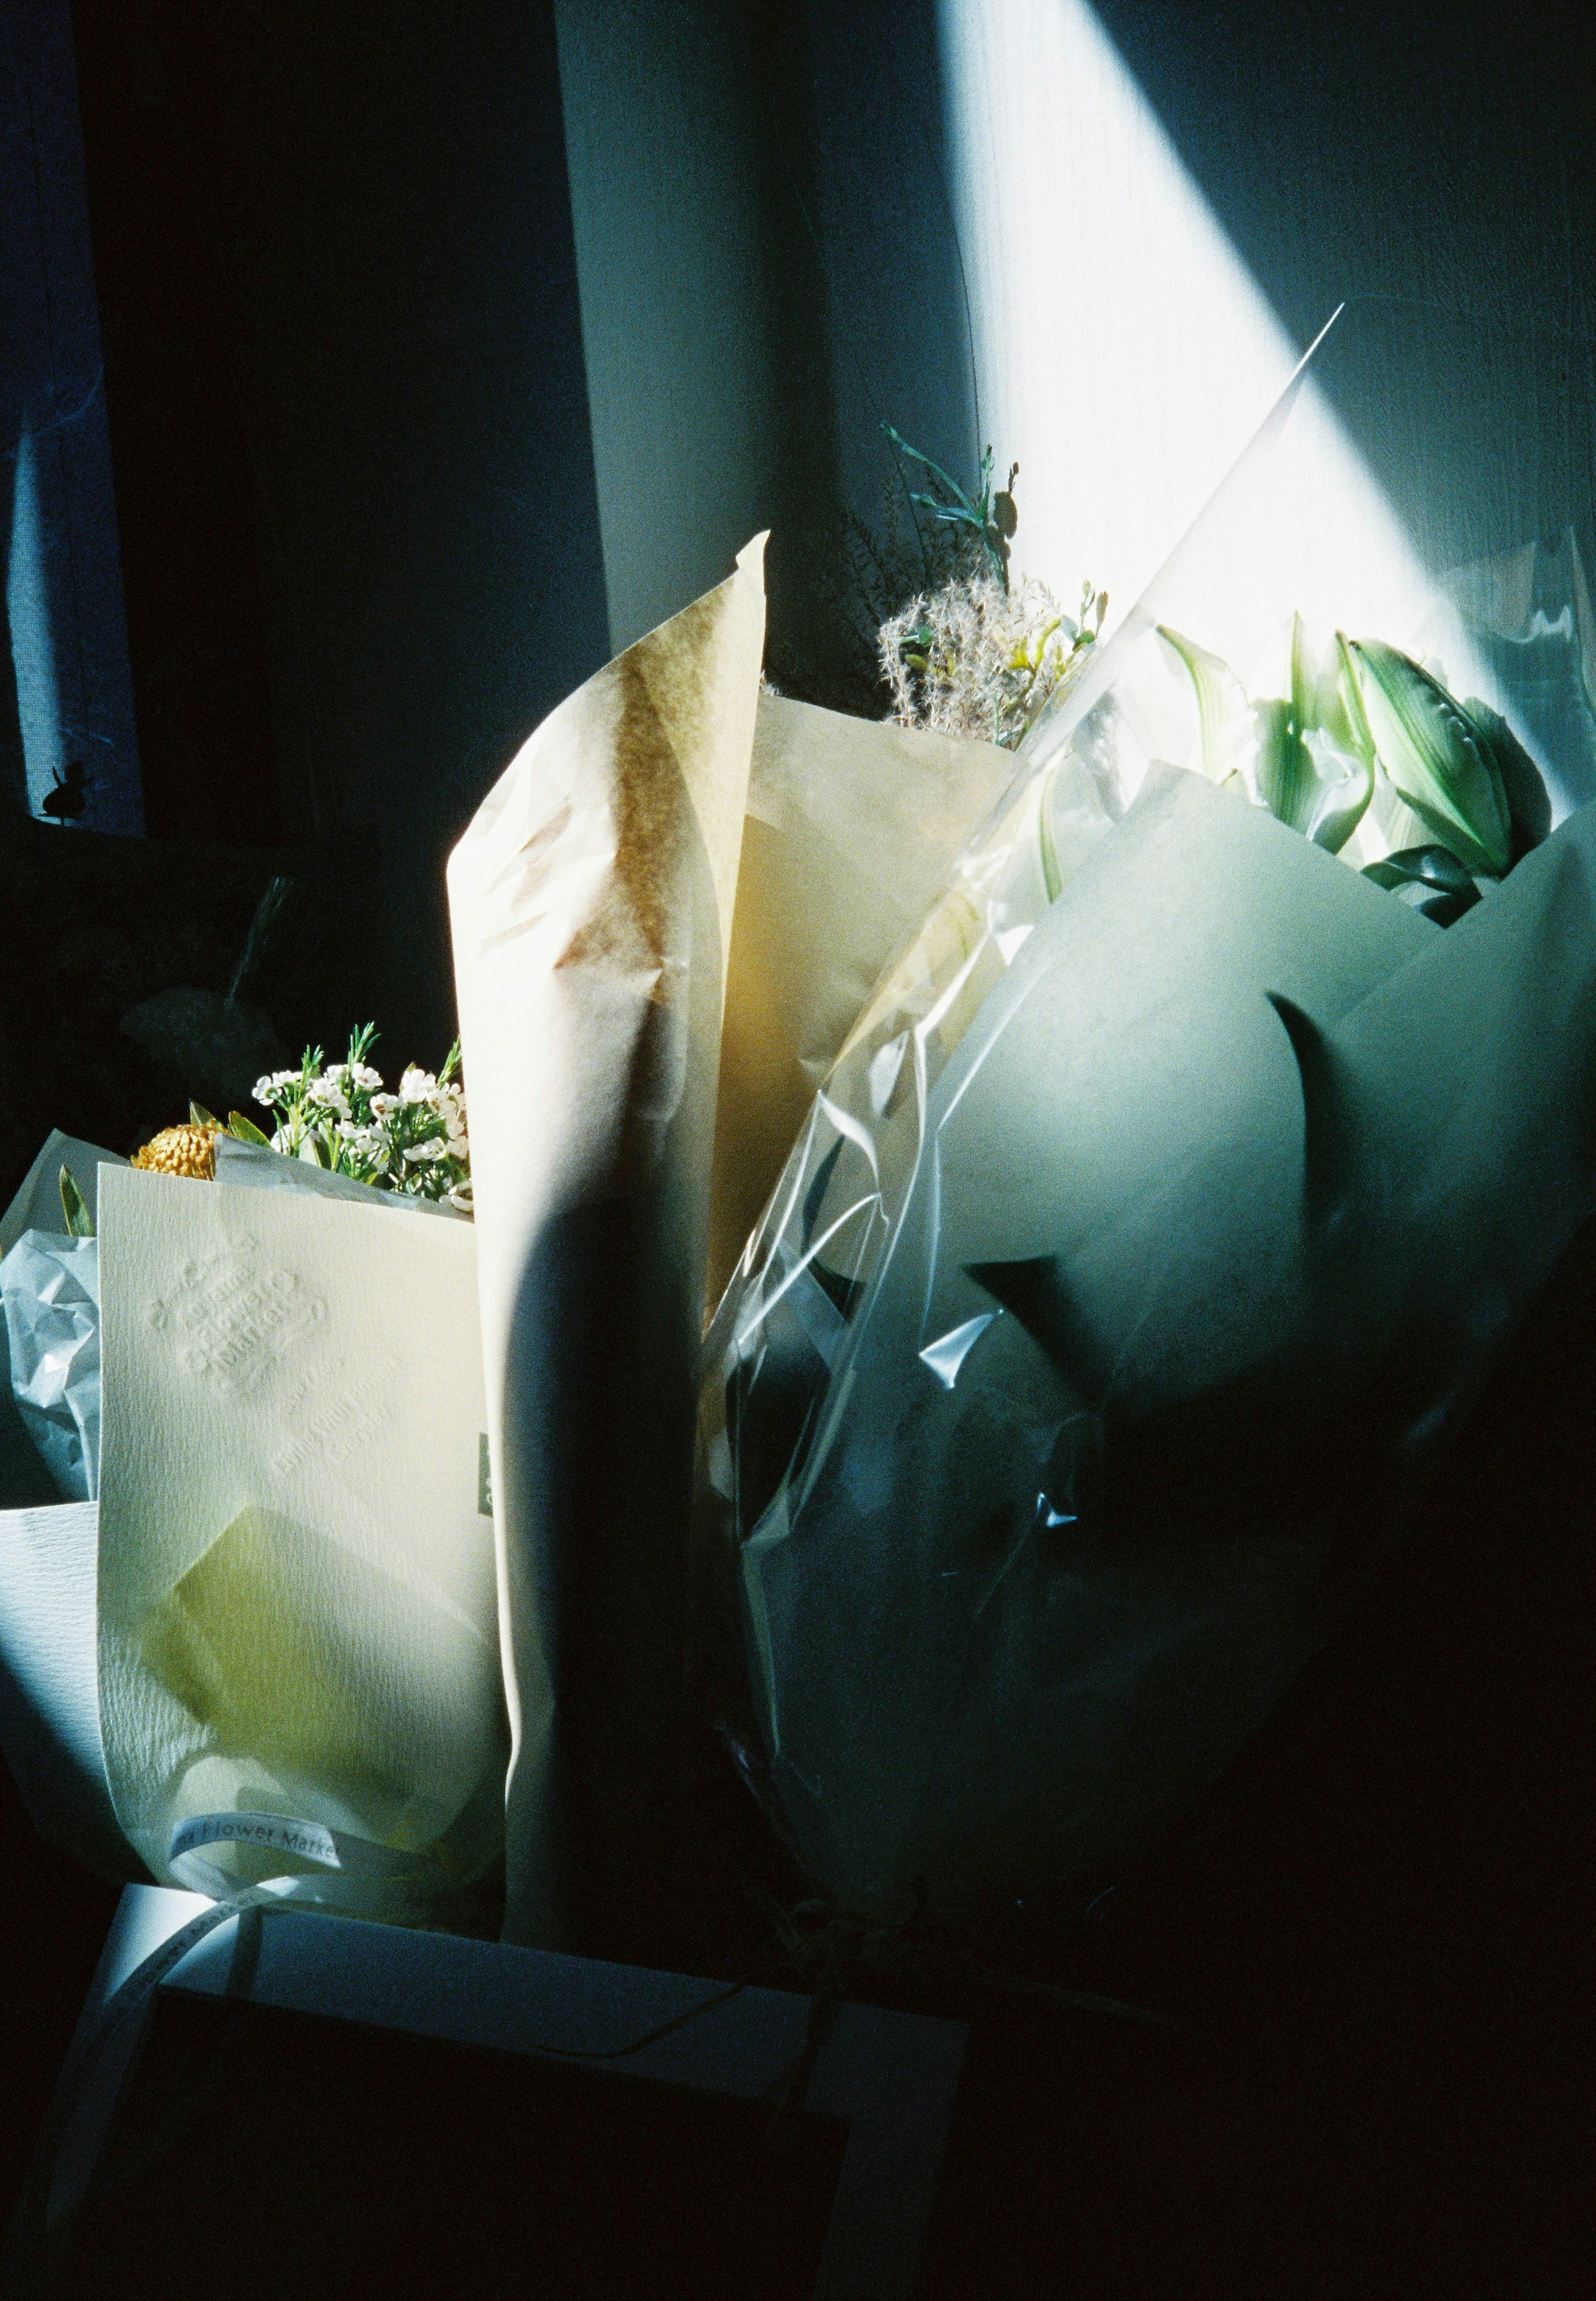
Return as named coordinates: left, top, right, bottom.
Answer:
left=1465, top=699, right=1551, bottom=855
left=189, top=1100, right=219, bottom=1129
left=883, top=424, right=977, bottom=515
left=1288, top=612, right=1316, bottom=737
left=1361, top=843, right=1481, bottom=926
left=227, top=1110, right=272, bottom=1145
left=912, top=491, right=984, bottom=531
left=1158, top=625, right=1253, bottom=787
left=59, top=1165, right=94, bottom=1238
left=1252, top=643, right=1373, bottom=851
left=1347, top=639, right=1511, bottom=876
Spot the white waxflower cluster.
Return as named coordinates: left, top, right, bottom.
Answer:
left=254, top=1023, right=471, bottom=1212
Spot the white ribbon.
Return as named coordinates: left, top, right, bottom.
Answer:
left=167, top=1810, right=428, bottom=1903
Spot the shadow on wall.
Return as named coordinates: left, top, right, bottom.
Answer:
left=752, top=0, right=983, bottom=712
left=1043, top=0, right=1594, bottom=577
left=553, top=0, right=982, bottom=720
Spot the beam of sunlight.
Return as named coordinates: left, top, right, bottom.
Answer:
left=936, top=0, right=1305, bottom=616
left=6, top=429, right=66, bottom=817
left=934, top=0, right=1553, bottom=802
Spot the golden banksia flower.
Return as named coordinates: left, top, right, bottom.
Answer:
left=131, top=1123, right=219, bottom=1181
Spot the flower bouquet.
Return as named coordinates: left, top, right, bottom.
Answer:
left=446, top=537, right=1015, bottom=1947
left=3, top=302, right=1591, bottom=1962
left=695, top=310, right=1596, bottom=1917
left=0, top=1045, right=502, bottom=1923
left=0, top=539, right=1007, bottom=1943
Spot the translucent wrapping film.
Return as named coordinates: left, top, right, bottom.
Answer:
left=699, top=305, right=1596, bottom=1916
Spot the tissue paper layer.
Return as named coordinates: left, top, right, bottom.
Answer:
left=0, top=1130, right=128, bottom=1260
left=1, top=1232, right=101, bottom=1500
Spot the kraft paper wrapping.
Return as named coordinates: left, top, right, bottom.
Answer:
left=95, top=1166, right=504, bottom=1910
left=448, top=538, right=768, bottom=1948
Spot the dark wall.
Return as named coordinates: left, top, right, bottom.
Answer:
left=756, top=0, right=980, bottom=709
left=73, top=0, right=610, bottom=1066
left=781, top=0, right=976, bottom=540
left=551, top=0, right=983, bottom=718
left=1091, top=0, right=1596, bottom=347
left=62, top=0, right=1596, bottom=1071
left=2, top=0, right=143, bottom=835
left=71, top=0, right=282, bottom=850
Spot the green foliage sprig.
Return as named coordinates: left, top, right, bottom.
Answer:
left=882, top=426, right=1019, bottom=592
left=874, top=428, right=1105, bottom=752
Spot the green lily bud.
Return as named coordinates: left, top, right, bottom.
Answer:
left=1254, top=696, right=1313, bottom=828
left=1346, top=638, right=1511, bottom=877
left=1164, top=619, right=1373, bottom=854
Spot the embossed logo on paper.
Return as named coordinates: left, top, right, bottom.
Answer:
left=268, top=1357, right=400, bottom=1480
left=147, top=1235, right=325, bottom=1393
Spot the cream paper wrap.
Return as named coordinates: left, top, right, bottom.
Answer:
left=94, top=1166, right=503, bottom=1914
left=449, top=537, right=1012, bottom=1948
left=711, top=690, right=1013, bottom=1307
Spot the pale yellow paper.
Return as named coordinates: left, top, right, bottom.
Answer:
left=707, top=692, right=1013, bottom=1309
left=95, top=1167, right=502, bottom=1901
